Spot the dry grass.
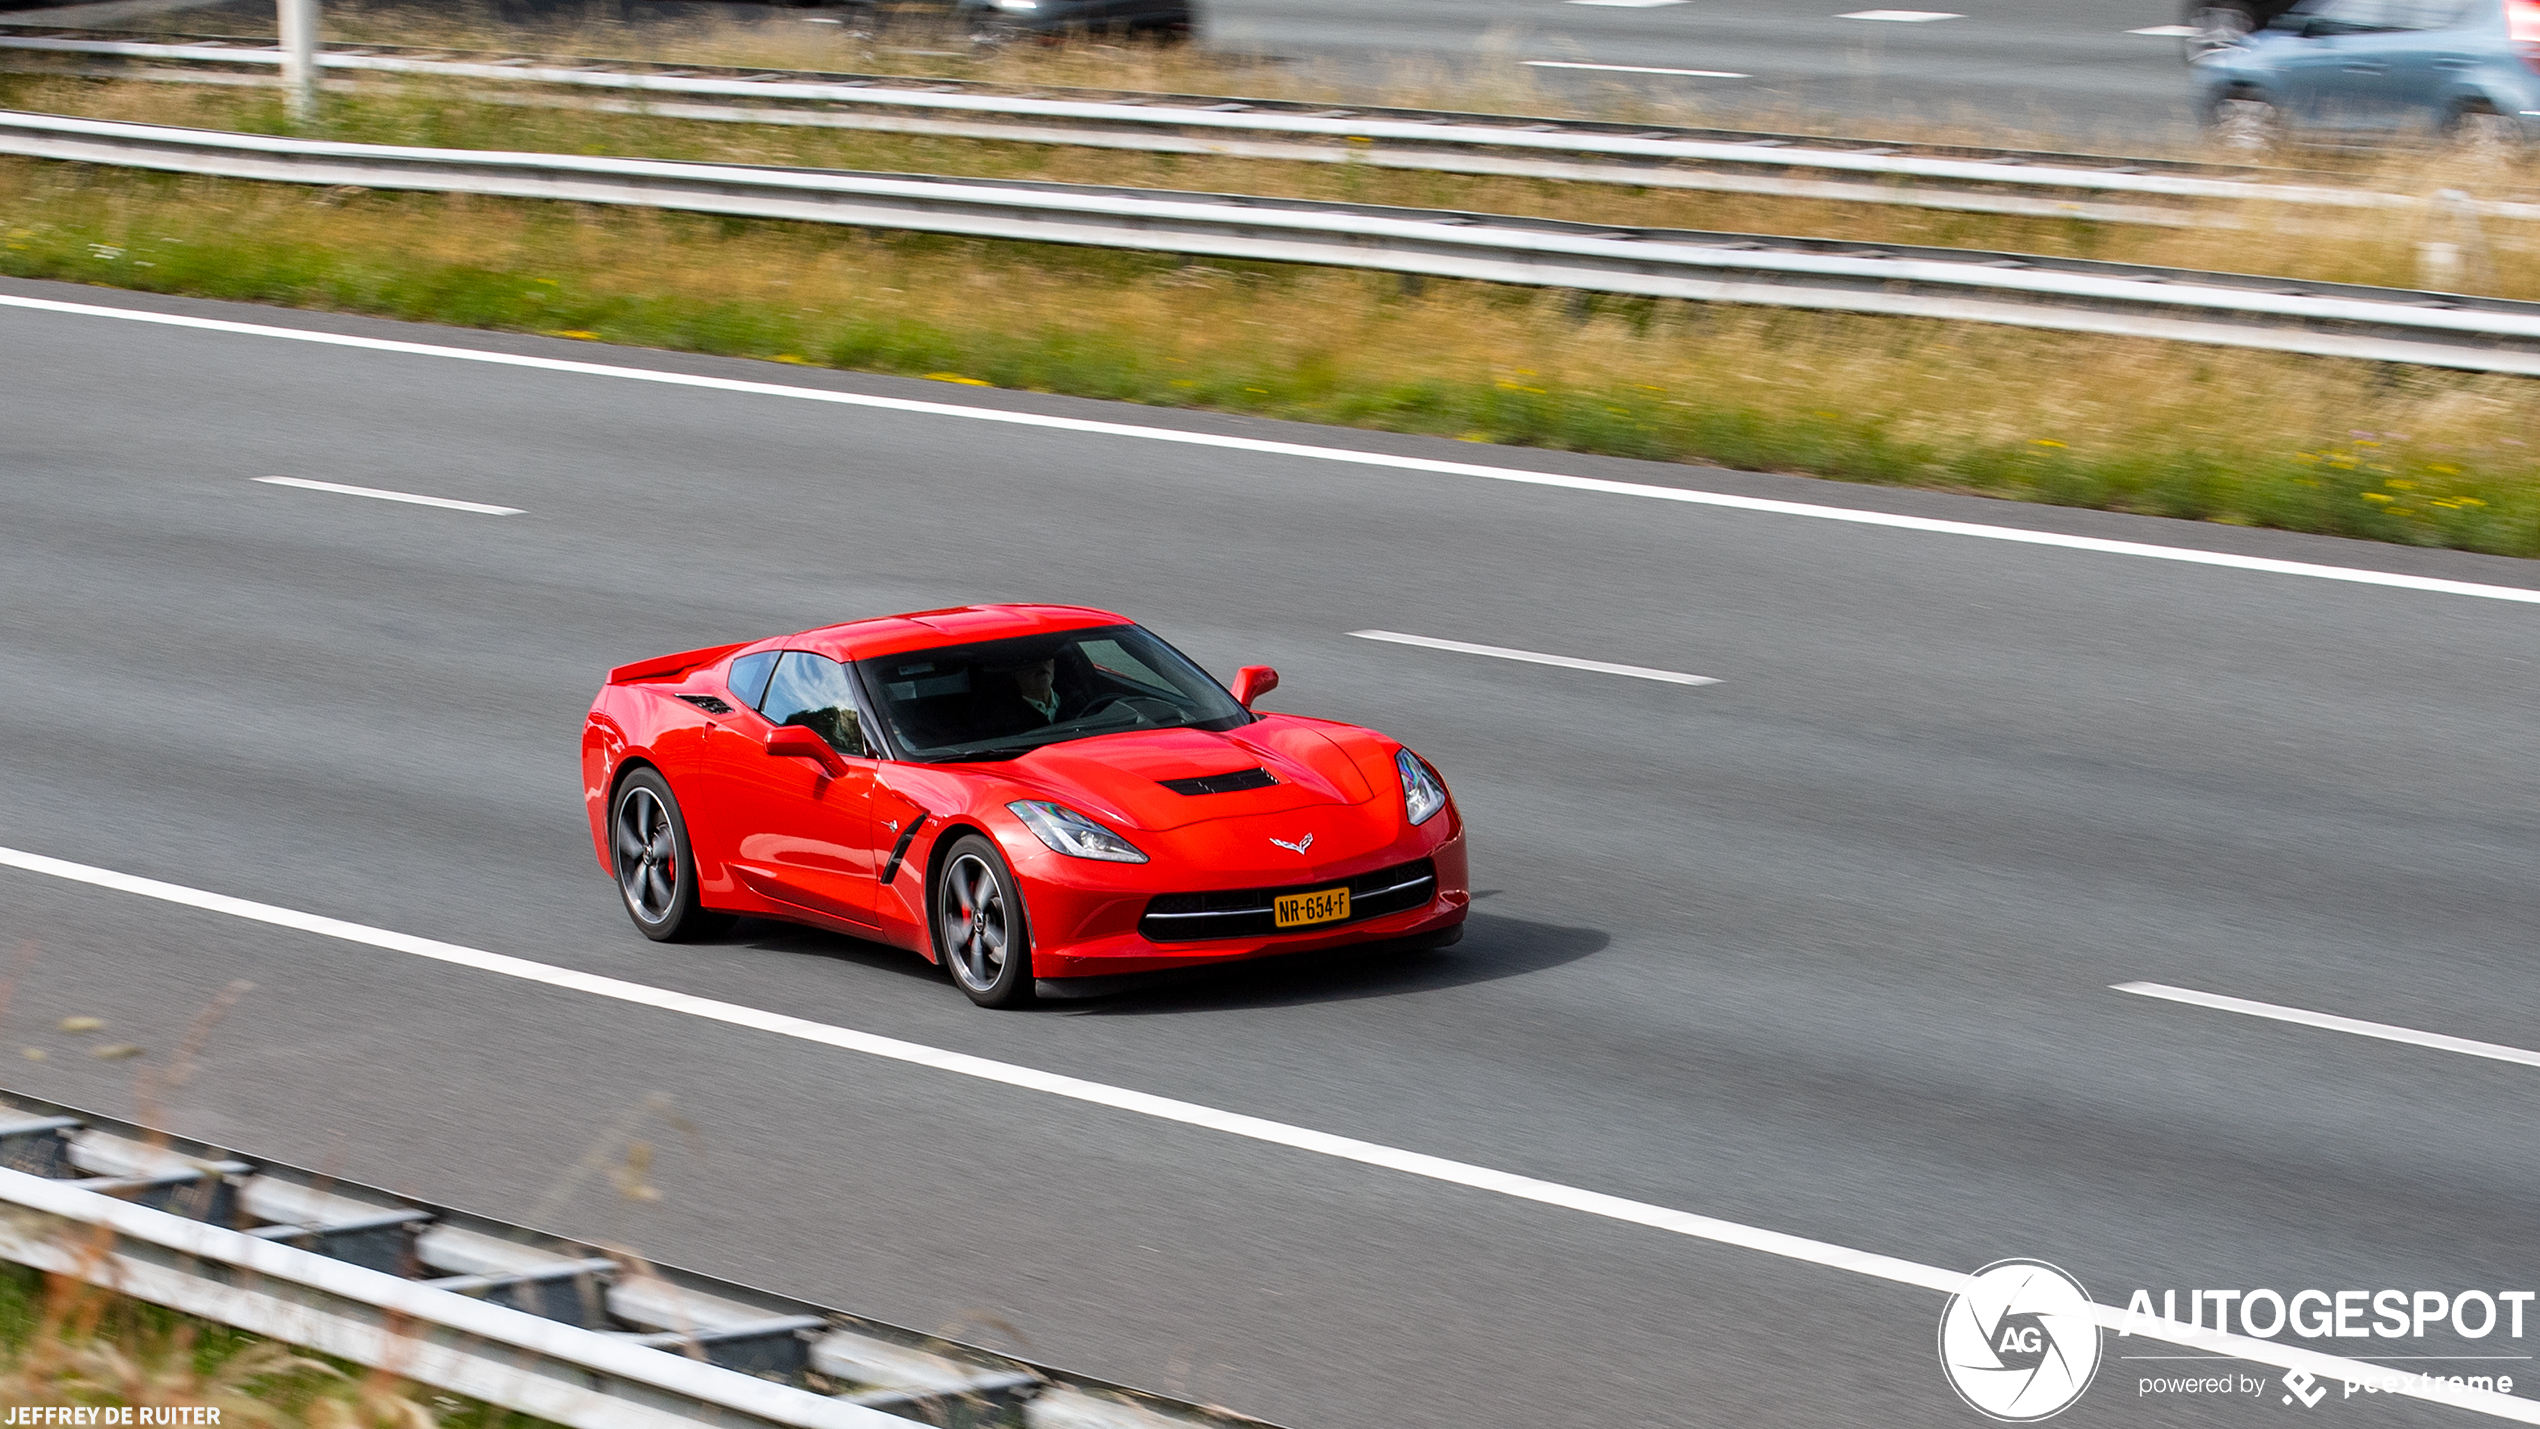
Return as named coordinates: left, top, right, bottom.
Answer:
left=0, top=1258, right=508, bottom=1427
left=4, top=155, right=2534, bottom=555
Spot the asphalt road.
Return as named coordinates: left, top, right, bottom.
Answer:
left=0, top=0, right=2212, bottom=143
left=3, top=275, right=2539, bottom=1428
left=1201, top=0, right=2207, bottom=139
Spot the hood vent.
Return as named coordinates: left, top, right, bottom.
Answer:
left=1159, top=767, right=1279, bottom=796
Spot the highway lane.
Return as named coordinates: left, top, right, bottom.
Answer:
left=1200, top=0, right=2204, bottom=138
left=3, top=276, right=2539, bottom=1427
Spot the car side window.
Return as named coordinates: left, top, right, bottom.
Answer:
left=2306, top=0, right=2399, bottom=28
left=2394, top=0, right=2470, bottom=27
left=762, top=651, right=872, bottom=758
left=726, top=650, right=779, bottom=711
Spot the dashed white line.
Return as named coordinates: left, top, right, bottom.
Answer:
left=1524, top=60, right=1752, bottom=77
left=2128, top=24, right=2201, bottom=35
left=1567, top=0, right=1688, bottom=7
left=1351, top=630, right=1718, bottom=685
left=1839, top=9, right=1965, bottom=20
left=1, top=842, right=2532, bottom=1421
left=2116, top=981, right=2540, bottom=1071
left=7, top=294, right=2538, bottom=609
left=254, top=476, right=523, bottom=515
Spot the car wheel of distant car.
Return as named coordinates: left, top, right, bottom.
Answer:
left=2447, top=104, right=2525, bottom=159
left=2207, top=92, right=2284, bottom=152
left=610, top=768, right=732, bottom=943
left=935, top=835, right=1036, bottom=1007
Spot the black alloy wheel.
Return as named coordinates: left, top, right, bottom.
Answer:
left=610, top=768, right=732, bottom=943
left=934, top=834, right=1035, bottom=1007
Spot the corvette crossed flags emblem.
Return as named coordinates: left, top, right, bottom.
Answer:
left=1269, top=833, right=1314, bottom=854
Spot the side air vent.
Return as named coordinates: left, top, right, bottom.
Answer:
left=676, top=694, right=736, bottom=715
left=1159, top=767, right=1279, bottom=796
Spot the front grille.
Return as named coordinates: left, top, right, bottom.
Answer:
left=1158, top=767, right=1279, bottom=796
left=1139, top=859, right=1437, bottom=942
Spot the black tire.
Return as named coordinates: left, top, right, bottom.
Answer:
left=2205, top=89, right=2283, bottom=152
left=609, top=768, right=733, bottom=943
left=2447, top=103, right=2525, bottom=158
left=933, top=834, right=1036, bottom=1007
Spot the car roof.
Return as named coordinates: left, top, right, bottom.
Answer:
left=763, top=604, right=1132, bottom=662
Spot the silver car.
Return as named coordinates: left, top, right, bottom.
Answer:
left=2195, top=0, right=2540, bottom=146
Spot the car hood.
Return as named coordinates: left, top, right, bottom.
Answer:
left=1003, top=719, right=1378, bottom=832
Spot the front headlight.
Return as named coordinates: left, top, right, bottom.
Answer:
left=1396, top=749, right=1447, bottom=826
left=1008, top=801, right=1149, bottom=863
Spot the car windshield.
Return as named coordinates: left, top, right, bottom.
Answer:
left=858, top=624, right=1250, bottom=761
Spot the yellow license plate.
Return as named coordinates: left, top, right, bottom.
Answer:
left=1273, top=886, right=1351, bottom=929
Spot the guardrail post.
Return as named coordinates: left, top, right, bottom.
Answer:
left=278, top=0, right=318, bottom=126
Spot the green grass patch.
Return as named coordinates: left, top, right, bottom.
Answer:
left=4, top=158, right=2535, bottom=557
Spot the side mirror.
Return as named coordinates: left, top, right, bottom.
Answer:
left=1230, top=665, right=1279, bottom=709
left=766, top=724, right=849, bottom=777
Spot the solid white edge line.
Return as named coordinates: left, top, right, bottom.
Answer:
left=1523, top=61, right=1752, bottom=78
left=2115, top=981, right=2540, bottom=1071
left=254, top=475, right=524, bottom=515
left=7, top=293, right=2538, bottom=609
left=1351, top=629, right=1718, bottom=684
left=2, top=845, right=2534, bottom=1421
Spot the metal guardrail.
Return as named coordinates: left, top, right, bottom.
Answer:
left=3, top=107, right=2538, bottom=375
left=5, top=26, right=2534, bottom=229
left=0, top=1093, right=1273, bottom=1429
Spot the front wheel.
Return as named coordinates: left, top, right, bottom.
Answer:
left=934, top=835, right=1035, bottom=1007
left=2206, top=92, right=2283, bottom=152
left=610, top=769, right=733, bottom=943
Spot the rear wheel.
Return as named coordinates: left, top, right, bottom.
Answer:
left=934, top=835, right=1035, bottom=1007
left=610, top=769, right=732, bottom=943
left=2448, top=104, right=2525, bottom=160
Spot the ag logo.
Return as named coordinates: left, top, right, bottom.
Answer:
left=1938, top=1259, right=2103, bottom=1421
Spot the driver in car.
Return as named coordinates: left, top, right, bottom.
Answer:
left=973, top=655, right=1075, bottom=735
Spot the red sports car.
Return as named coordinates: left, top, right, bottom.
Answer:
left=581, top=605, right=1469, bottom=1006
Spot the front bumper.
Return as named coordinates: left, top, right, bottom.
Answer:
left=1013, top=812, right=1469, bottom=980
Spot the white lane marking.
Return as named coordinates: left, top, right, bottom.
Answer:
left=2117, top=981, right=2540, bottom=1071
left=1524, top=60, right=1752, bottom=77
left=7, top=293, right=2538, bottom=609
left=2129, top=24, right=2201, bottom=35
left=1, top=847, right=2534, bottom=1422
left=1839, top=9, right=1964, bottom=19
left=253, top=476, right=523, bottom=515
left=1352, top=629, right=1718, bottom=685
left=1568, top=0, right=1688, bottom=6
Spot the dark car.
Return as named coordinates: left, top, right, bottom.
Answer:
left=2184, top=1, right=2309, bottom=56
left=2195, top=0, right=2540, bottom=146
left=951, top=0, right=1194, bottom=42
